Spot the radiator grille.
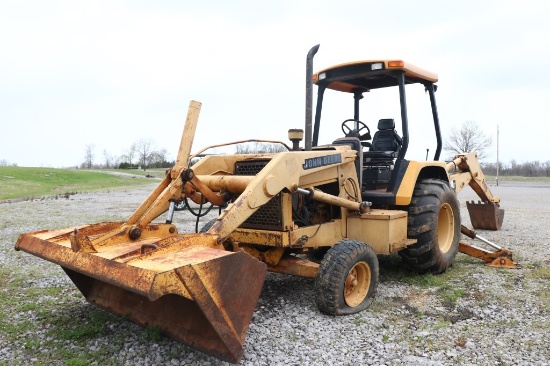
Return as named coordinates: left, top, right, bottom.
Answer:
left=235, top=160, right=283, bottom=230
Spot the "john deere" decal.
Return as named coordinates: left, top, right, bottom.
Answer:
left=302, top=154, right=342, bottom=170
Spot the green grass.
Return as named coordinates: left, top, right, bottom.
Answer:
left=485, top=175, right=550, bottom=183
left=0, top=265, right=129, bottom=364
left=107, top=168, right=167, bottom=177
left=437, top=285, right=466, bottom=307
left=0, top=166, right=155, bottom=201
left=378, top=254, right=447, bottom=287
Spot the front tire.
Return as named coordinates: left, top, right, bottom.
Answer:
left=399, top=179, right=460, bottom=274
left=314, top=240, right=379, bottom=315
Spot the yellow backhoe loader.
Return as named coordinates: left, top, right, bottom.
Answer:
left=15, top=45, right=515, bottom=363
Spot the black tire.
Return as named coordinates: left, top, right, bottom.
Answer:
left=399, top=179, right=460, bottom=274
left=314, top=240, right=379, bottom=315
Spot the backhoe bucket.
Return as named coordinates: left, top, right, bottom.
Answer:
left=15, top=223, right=267, bottom=364
left=466, top=201, right=504, bottom=230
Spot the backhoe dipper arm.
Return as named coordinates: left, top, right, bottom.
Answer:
left=446, top=153, right=500, bottom=203
left=446, top=153, right=504, bottom=231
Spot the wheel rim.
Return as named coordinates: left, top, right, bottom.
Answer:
left=438, top=202, right=455, bottom=253
left=344, top=261, right=371, bottom=307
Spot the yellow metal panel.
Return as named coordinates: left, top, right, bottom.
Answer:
left=130, top=246, right=233, bottom=272
left=229, top=220, right=344, bottom=248
left=347, top=210, right=409, bottom=254
left=299, top=167, right=338, bottom=187
left=281, top=192, right=294, bottom=231
left=395, top=161, right=447, bottom=206
left=230, top=229, right=289, bottom=247
left=290, top=221, right=344, bottom=247
left=268, top=256, right=319, bottom=278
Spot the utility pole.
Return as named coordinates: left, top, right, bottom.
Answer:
left=496, top=125, right=499, bottom=186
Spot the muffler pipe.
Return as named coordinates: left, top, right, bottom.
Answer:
left=305, top=44, right=320, bottom=151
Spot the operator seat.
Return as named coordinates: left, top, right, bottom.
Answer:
left=363, top=118, right=402, bottom=166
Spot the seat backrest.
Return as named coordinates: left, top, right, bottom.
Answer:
left=370, top=119, right=402, bottom=152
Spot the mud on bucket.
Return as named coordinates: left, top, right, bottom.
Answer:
left=466, top=201, right=505, bottom=230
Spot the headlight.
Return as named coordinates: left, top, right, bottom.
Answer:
left=371, top=62, right=383, bottom=70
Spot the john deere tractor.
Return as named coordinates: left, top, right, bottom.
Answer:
left=16, top=44, right=510, bottom=363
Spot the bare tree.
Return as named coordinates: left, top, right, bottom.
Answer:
left=83, top=144, right=95, bottom=169
left=112, top=154, right=123, bottom=168
left=149, top=148, right=170, bottom=168
left=103, top=149, right=113, bottom=169
left=235, top=142, right=287, bottom=154
left=0, top=159, right=17, bottom=167
left=543, top=161, right=550, bottom=177
left=127, top=143, right=137, bottom=165
left=135, top=138, right=155, bottom=170
left=444, top=121, right=492, bottom=160
left=156, top=148, right=168, bottom=163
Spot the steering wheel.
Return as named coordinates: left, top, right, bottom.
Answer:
left=341, top=119, right=371, bottom=140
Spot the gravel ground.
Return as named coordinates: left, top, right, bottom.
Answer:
left=1, top=180, right=549, bottom=366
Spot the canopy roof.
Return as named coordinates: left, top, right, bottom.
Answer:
left=313, top=60, right=438, bottom=93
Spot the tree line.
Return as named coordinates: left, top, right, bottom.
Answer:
left=81, top=138, right=173, bottom=170
left=0, top=159, right=17, bottom=167
left=480, top=160, right=550, bottom=177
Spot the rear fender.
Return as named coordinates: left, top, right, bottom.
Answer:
left=394, top=161, right=448, bottom=205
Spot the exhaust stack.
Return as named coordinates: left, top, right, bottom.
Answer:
left=304, top=44, right=320, bottom=151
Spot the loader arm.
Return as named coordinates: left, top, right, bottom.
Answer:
left=203, top=148, right=362, bottom=242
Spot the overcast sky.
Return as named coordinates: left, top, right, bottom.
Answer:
left=1, top=1, right=549, bottom=168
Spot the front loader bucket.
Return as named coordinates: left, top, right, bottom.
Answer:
left=15, top=223, right=267, bottom=363
left=466, top=201, right=505, bottom=230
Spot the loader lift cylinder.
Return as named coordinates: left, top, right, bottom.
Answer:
left=165, top=201, right=176, bottom=224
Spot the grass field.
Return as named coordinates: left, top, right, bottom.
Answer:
left=0, top=167, right=156, bottom=201
left=485, top=175, right=550, bottom=183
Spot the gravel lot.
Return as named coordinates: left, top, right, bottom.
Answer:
left=1, top=180, right=549, bottom=366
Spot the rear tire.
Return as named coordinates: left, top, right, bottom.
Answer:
left=399, top=179, right=460, bottom=274
left=314, top=240, right=379, bottom=315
